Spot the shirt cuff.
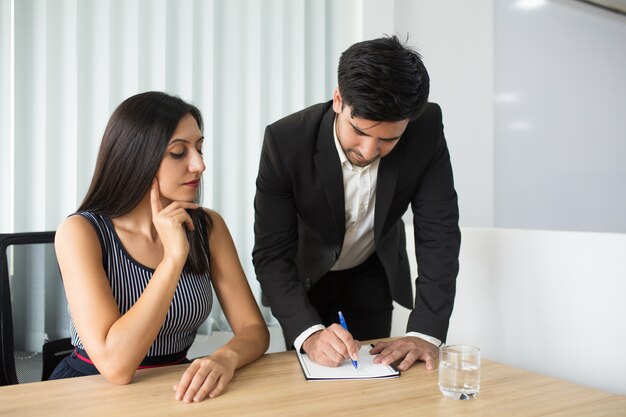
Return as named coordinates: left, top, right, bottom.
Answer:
left=405, top=332, right=442, bottom=348
left=293, top=324, right=326, bottom=352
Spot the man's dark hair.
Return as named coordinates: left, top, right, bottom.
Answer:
left=337, top=35, right=429, bottom=121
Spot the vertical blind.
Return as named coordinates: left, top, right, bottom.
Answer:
left=1, top=0, right=364, bottom=328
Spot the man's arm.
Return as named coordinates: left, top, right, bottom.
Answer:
left=408, top=107, right=460, bottom=342
left=252, top=125, right=323, bottom=347
left=371, top=105, right=460, bottom=370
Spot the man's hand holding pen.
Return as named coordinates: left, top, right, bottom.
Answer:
left=301, top=324, right=361, bottom=367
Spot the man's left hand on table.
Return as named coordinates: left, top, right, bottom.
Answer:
left=370, top=336, right=439, bottom=371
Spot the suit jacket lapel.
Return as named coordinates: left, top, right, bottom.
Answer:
left=375, top=140, right=402, bottom=241
left=314, top=107, right=345, bottom=245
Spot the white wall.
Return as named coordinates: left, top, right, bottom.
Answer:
left=393, top=0, right=626, bottom=234
left=394, top=0, right=495, bottom=228
left=494, top=0, right=626, bottom=233
left=393, top=226, right=626, bottom=395
left=453, top=227, right=626, bottom=395
left=389, top=2, right=626, bottom=395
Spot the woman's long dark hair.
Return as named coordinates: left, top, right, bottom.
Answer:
left=80, top=91, right=211, bottom=275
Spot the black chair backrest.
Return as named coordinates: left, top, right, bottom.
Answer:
left=0, top=232, right=72, bottom=385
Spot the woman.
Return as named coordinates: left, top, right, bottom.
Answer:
left=49, top=91, right=269, bottom=403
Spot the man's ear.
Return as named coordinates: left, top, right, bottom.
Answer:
left=332, top=88, right=342, bottom=114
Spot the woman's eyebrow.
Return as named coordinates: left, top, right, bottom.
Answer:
left=168, top=136, right=204, bottom=145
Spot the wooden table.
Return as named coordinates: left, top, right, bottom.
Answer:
left=1, top=348, right=625, bottom=417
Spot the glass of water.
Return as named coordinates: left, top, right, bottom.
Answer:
left=438, top=345, right=481, bottom=400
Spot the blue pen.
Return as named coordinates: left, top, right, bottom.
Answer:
left=338, top=311, right=358, bottom=369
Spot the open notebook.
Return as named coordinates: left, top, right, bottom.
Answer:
left=296, top=345, right=400, bottom=381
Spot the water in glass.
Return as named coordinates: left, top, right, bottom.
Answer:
left=438, top=345, right=480, bottom=400
left=438, top=359, right=480, bottom=399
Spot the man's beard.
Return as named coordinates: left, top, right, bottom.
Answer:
left=345, top=149, right=380, bottom=167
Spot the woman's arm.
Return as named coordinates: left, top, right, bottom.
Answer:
left=174, top=209, right=269, bottom=402
left=57, top=183, right=199, bottom=384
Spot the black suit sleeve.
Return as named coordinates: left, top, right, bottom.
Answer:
left=252, top=126, right=322, bottom=347
left=409, top=105, right=461, bottom=342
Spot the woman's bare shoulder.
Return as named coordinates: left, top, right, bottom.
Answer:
left=55, top=214, right=101, bottom=256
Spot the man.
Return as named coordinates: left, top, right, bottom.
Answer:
left=253, top=35, right=460, bottom=371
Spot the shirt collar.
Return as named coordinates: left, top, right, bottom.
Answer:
left=333, top=114, right=350, bottom=167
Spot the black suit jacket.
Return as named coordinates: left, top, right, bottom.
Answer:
left=253, top=101, right=460, bottom=347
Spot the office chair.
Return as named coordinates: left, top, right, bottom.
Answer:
left=0, top=231, right=73, bottom=386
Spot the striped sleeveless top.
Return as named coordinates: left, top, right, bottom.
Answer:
left=69, top=211, right=213, bottom=357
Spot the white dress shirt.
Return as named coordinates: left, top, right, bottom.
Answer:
left=329, top=117, right=379, bottom=271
